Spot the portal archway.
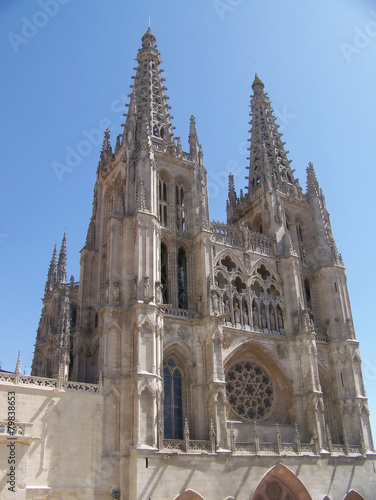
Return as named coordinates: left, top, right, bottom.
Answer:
left=343, top=492, right=364, bottom=500
left=174, top=490, right=205, bottom=500
left=251, top=464, right=312, bottom=500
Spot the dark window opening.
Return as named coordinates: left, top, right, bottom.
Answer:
left=163, top=358, right=183, bottom=439
left=159, top=180, right=168, bottom=226
left=177, top=248, right=187, bottom=309
left=176, top=185, right=186, bottom=231
left=161, top=243, right=168, bottom=304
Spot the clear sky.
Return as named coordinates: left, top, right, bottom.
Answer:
left=1, top=1, right=376, bottom=434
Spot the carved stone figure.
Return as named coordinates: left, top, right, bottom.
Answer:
left=253, top=307, right=259, bottom=328
left=234, top=302, right=240, bottom=324
left=277, top=309, right=284, bottom=329
left=261, top=308, right=267, bottom=329
left=113, top=281, right=120, bottom=306
left=132, top=276, right=138, bottom=301
left=143, top=276, right=150, bottom=300
left=197, top=294, right=203, bottom=314
left=212, top=292, right=219, bottom=314
left=243, top=308, right=248, bottom=326
left=293, top=311, right=299, bottom=332
left=224, top=300, right=231, bottom=321
left=155, top=281, right=162, bottom=304
left=270, top=309, right=276, bottom=330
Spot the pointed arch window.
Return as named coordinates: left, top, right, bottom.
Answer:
left=296, top=223, right=307, bottom=264
left=159, top=180, right=168, bottom=226
left=163, top=358, right=183, bottom=439
left=176, top=185, right=186, bottom=231
left=177, top=248, right=188, bottom=309
left=161, top=243, right=168, bottom=304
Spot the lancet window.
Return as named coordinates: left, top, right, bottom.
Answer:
left=163, top=357, right=183, bottom=439
left=159, top=180, right=168, bottom=226
left=250, top=265, right=283, bottom=333
left=161, top=243, right=168, bottom=303
left=177, top=248, right=188, bottom=309
left=212, top=256, right=284, bottom=333
left=176, top=185, right=186, bottom=231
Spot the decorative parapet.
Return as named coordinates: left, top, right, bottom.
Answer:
left=0, top=371, right=101, bottom=395
left=160, top=420, right=364, bottom=457
left=211, top=222, right=276, bottom=256
left=164, top=307, right=198, bottom=320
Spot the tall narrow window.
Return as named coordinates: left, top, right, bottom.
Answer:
left=163, top=358, right=183, bottom=439
left=161, top=243, right=168, bottom=304
left=177, top=248, right=188, bottom=309
left=159, top=180, right=168, bottom=226
left=176, top=185, right=186, bottom=231
left=296, top=223, right=307, bottom=264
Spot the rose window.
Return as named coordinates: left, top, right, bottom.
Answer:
left=226, top=360, right=274, bottom=421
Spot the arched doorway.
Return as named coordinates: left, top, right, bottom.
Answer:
left=174, top=490, right=205, bottom=500
left=343, top=492, right=364, bottom=500
left=251, top=464, right=312, bottom=500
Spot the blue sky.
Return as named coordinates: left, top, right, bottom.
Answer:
left=1, top=1, right=376, bottom=434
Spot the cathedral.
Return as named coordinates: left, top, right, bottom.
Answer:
left=0, top=28, right=375, bottom=500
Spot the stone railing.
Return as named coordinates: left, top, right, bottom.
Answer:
left=0, top=421, right=25, bottom=436
left=164, top=307, right=198, bottom=320
left=162, top=439, right=212, bottom=453
left=0, top=372, right=101, bottom=395
left=160, top=421, right=364, bottom=457
left=211, top=222, right=276, bottom=257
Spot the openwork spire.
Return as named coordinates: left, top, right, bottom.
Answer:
left=124, top=28, right=174, bottom=146
left=57, top=233, right=67, bottom=285
left=306, top=161, right=320, bottom=198
left=247, top=74, right=299, bottom=196
left=45, top=244, right=57, bottom=295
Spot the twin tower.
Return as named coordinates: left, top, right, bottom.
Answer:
left=30, top=28, right=374, bottom=499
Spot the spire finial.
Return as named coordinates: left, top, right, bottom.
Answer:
left=45, top=244, right=57, bottom=295
left=189, top=115, right=199, bottom=157
left=57, top=233, right=67, bottom=285
left=148, top=17, right=151, bottom=29
left=15, top=351, right=21, bottom=375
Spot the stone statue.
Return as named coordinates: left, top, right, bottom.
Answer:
left=261, top=308, right=267, bottom=329
left=234, top=302, right=240, bottom=324
left=293, top=311, right=299, bottom=332
left=144, top=276, right=150, bottom=300
left=224, top=300, right=231, bottom=321
left=277, top=309, right=284, bottom=329
left=197, top=294, right=203, bottom=314
left=212, top=292, right=219, bottom=314
left=132, top=276, right=138, bottom=301
left=113, top=281, right=120, bottom=306
left=253, top=307, right=259, bottom=328
left=155, top=281, right=162, bottom=304
left=104, top=280, right=109, bottom=304
left=270, top=309, right=276, bottom=330
left=243, top=308, right=248, bottom=326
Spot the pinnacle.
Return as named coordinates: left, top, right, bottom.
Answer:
left=45, top=244, right=57, bottom=295
left=189, top=115, right=197, bottom=138
left=252, top=73, right=264, bottom=89
left=15, top=351, right=21, bottom=374
left=306, top=161, right=320, bottom=198
left=57, top=233, right=67, bottom=285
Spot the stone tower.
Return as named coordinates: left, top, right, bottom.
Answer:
left=26, top=29, right=375, bottom=499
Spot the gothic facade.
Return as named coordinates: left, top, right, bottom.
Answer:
left=1, top=29, right=375, bottom=500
